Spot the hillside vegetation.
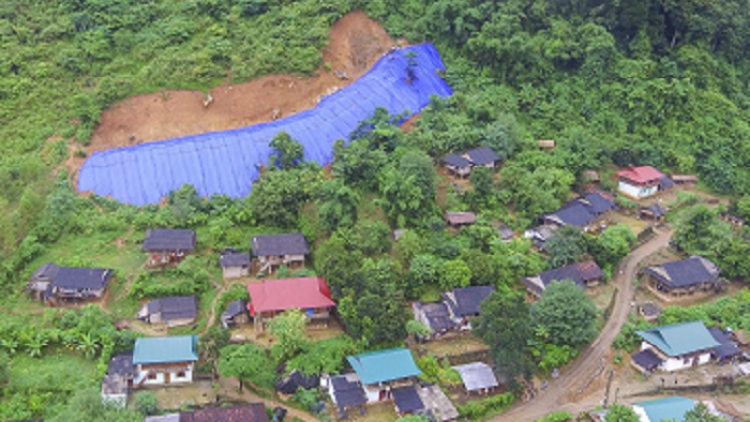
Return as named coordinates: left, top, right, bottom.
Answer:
left=2, top=0, right=750, bottom=420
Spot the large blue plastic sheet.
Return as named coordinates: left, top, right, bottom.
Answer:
left=78, top=43, right=453, bottom=205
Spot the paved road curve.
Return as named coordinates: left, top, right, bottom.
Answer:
left=492, top=228, right=674, bottom=422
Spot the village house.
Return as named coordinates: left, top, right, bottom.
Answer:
left=640, top=256, right=724, bottom=298
left=251, top=232, right=310, bottom=274
left=101, top=353, right=134, bottom=408
left=524, top=224, right=558, bottom=250
left=464, top=146, right=500, bottom=169
left=541, top=192, right=617, bottom=231
left=521, top=261, right=604, bottom=299
left=276, top=369, right=319, bottom=395
left=497, top=225, right=514, bottom=243
left=326, top=373, right=369, bottom=417
left=133, top=335, right=198, bottom=387
left=146, top=403, right=269, bottom=422
left=412, top=301, right=457, bottom=338
left=142, top=229, right=196, bottom=267
left=443, top=146, right=500, bottom=178
left=444, top=212, right=477, bottom=228
left=708, top=327, right=741, bottom=363
left=27, top=263, right=114, bottom=305
left=138, top=296, right=198, bottom=328
left=219, top=250, right=251, bottom=279
left=220, top=299, right=249, bottom=329
left=346, top=348, right=422, bottom=403
left=616, top=166, right=668, bottom=199
left=441, top=285, right=495, bottom=330
left=632, top=396, right=698, bottom=422
left=443, top=154, right=472, bottom=178
left=640, top=203, right=666, bottom=222
left=246, top=277, right=336, bottom=332
left=631, top=321, right=720, bottom=373
left=453, top=362, right=499, bottom=395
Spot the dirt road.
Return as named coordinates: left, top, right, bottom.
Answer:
left=493, top=227, right=673, bottom=422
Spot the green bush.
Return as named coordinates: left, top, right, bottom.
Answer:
left=535, top=410, right=572, bottom=422
left=456, top=393, right=515, bottom=421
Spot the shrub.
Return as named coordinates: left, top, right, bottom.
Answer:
left=456, top=392, right=515, bottom=421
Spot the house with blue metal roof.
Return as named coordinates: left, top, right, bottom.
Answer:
left=633, top=321, right=719, bottom=372
left=133, top=335, right=198, bottom=386
left=632, top=396, right=696, bottom=422
left=641, top=256, right=724, bottom=298
left=346, top=348, right=421, bottom=403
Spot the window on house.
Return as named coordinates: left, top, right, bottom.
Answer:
left=147, top=372, right=157, bottom=380
left=176, top=371, right=186, bottom=378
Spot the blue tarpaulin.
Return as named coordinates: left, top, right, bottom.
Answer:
left=78, top=43, right=453, bottom=205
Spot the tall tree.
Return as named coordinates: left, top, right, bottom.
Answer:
left=544, top=226, right=587, bottom=268
left=533, top=280, right=598, bottom=348
left=270, top=131, right=304, bottom=169
left=474, top=289, right=535, bottom=389
left=604, top=404, right=639, bottom=422
left=268, top=309, right=308, bottom=362
left=218, top=344, right=276, bottom=390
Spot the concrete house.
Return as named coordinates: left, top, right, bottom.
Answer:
left=101, top=353, right=134, bottom=408
left=641, top=256, right=724, bottom=298
left=631, top=321, right=720, bottom=372
left=219, top=251, right=251, bottom=279
left=251, top=233, right=310, bottom=274
left=522, top=261, right=604, bottom=299
left=27, top=263, right=114, bottom=305
left=143, top=229, right=196, bottom=267
left=247, top=277, right=336, bottom=331
left=616, top=166, right=666, bottom=199
left=346, top=348, right=422, bottom=403
left=133, top=335, right=198, bottom=387
left=443, top=154, right=472, bottom=178
left=138, top=296, right=198, bottom=328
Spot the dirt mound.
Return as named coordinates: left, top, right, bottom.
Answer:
left=74, top=10, right=394, bottom=171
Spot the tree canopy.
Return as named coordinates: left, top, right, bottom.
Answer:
left=533, top=280, right=598, bottom=348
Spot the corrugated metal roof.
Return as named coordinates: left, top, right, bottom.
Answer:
left=347, top=348, right=421, bottom=385
left=133, top=335, right=198, bottom=364
left=634, top=396, right=695, bottom=422
left=636, top=321, right=720, bottom=357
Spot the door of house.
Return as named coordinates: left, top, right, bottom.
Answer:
left=164, top=373, right=171, bottom=384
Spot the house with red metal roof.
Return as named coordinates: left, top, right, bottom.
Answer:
left=616, top=166, right=667, bottom=199
left=246, top=277, right=336, bottom=331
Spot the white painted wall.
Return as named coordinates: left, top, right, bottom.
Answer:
left=135, top=368, right=193, bottom=386
left=641, top=343, right=712, bottom=372
left=364, top=385, right=383, bottom=403
left=618, top=181, right=658, bottom=199
left=632, top=405, right=650, bottom=422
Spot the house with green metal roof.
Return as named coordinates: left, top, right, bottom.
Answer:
left=634, top=321, right=719, bottom=372
left=632, top=396, right=696, bottom=422
left=133, top=335, right=198, bottom=386
left=346, top=348, right=421, bottom=403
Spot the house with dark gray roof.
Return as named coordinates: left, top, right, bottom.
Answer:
left=632, top=321, right=719, bottom=372
left=441, top=285, right=495, bottom=329
left=251, top=233, right=310, bottom=274
left=412, top=301, right=458, bottom=338
left=27, top=263, right=114, bottom=305
left=326, top=373, right=368, bottom=415
left=708, top=327, right=741, bottom=362
left=221, top=299, right=249, bottom=329
left=465, top=147, right=500, bottom=168
left=522, top=261, right=604, bottom=299
left=101, top=353, right=134, bottom=408
left=143, top=229, right=196, bottom=267
left=138, top=296, right=198, bottom=328
left=219, top=251, right=251, bottom=279
left=541, top=192, right=616, bottom=230
left=443, top=154, right=472, bottom=177
left=641, top=256, right=724, bottom=298
left=392, top=385, right=425, bottom=416
left=640, top=203, right=666, bottom=222
left=179, top=403, right=269, bottom=422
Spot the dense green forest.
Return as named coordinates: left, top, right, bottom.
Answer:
left=3, top=0, right=750, bottom=420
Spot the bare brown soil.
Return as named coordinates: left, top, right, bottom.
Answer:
left=70, top=11, right=395, bottom=174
